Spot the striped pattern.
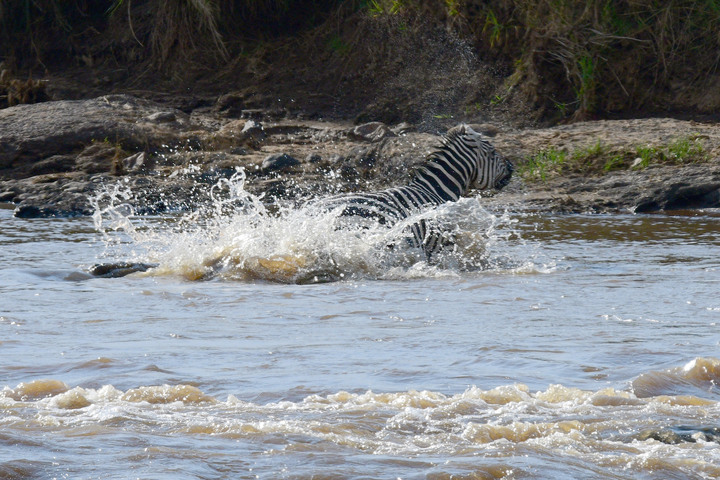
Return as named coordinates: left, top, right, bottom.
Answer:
left=322, top=124, right=513, bottom=259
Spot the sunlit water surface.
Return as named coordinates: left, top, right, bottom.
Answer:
left=1, top=191, right=719, bottom=479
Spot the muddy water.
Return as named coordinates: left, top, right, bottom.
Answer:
left=1, top=202, right=720, bottom=479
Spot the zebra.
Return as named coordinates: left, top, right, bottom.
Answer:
left=315, top=124, right=513, bottom=261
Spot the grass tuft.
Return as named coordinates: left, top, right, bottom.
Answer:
left=519, top=136, right=709, bottom=182
left=518, top=147, right=568, bottom=181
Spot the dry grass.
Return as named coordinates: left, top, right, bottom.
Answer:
left=454, top=0, right=720, bottom=119
left=144, top=0, right=227, bottom=67
left=2, top=0, right=720, bottom=121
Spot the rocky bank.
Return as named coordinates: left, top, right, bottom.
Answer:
left=1, top=94, right=720, bottom=218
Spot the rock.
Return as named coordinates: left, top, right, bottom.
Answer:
left=0, top=190, right=16, bottom=202
left=340, top=145, right=378, bottom=179
left=349, top=122, right=396, bottom=142
left=241, top=109, right=265, bottom=120
left=14, top=200, right=91, bottom=218
left=263, top=108, right=287, bottom=120
left=121, top=152, right=152, bottom=172
left=306, top=153, right=322, bottom=163
left=198, top=167, right=238, bottom=185
left=647, top=179, right=720, bottom=211
left=8, top=175, right=95, bottom=217
left=240, top=119, right=266, bottom=145
left=0, top=94, right=194, bottom=174
left=468, top=123, right=501, bottom=137
left=261, top=153, right=300, bottom=173
left=2, top=108, right=720, bottom=218
left=205, top=120, right=257, bottom=150
left=0, top=141, right=20, bottom=169
left=217, top=119, right=247, bottom=136
left=28, top=155, right=76, bottom=176
left=242, top=119, right=263, bottom=134
left=391, top=122, right=415, bottom=135
left=327, top=154, right=344, bottom=165
left=75, top=143, right=118, bottom=174
left=215, top=92, right=245, bottom=117
left=229, top=146, right=249, bottom=155
left=13, top=205, right=45, bottom=218
left=89, top=262, right=158, bottom=278
left=483, top=161, right=720, bottom=214
left=257, top=178, right=291, bottom=198
left=144, top=111, right=177, bottom=123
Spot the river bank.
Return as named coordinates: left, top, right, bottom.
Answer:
left=1, top=94, right=719, bottom=218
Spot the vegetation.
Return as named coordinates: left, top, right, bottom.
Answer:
left=0, top=0, right=339, bottom=69
left=459, top=0, right=720, bottom=120
left=0, top=68, right=47, bottom=108
left=518, top=136, right=709, bottom=181
left=1, top=1, right=720, bottom=121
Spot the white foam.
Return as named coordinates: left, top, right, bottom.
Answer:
left=90, top=169, right=539, bottom=282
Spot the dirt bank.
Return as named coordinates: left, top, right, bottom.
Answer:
left=1, top=95, right=719, bottom=218
left=3, top=2, right=720, bottom=220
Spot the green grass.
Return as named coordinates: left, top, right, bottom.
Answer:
left=518, top=147, right=568, bottom=181
left=667, top=136, right=707, bottom=163
left=483, top=10, right=506, bottom=48
left=602, top=154, right=626, bottom=172
left=445, top=0, right=460, bottom=17
left=367, top=0, right=404, bottom=16
left=633, top=145, right=661, bottom=169
left=631, top=137, right=706, bottom=170
left=519, top=136, right=708, bottom=182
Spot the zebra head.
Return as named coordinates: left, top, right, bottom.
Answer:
left=445, top=124, right=513, bottom=192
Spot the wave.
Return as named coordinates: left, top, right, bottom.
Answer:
left=632, top=357, right=720, bottom=400
left=3, top=358, right=719, bottom=434
left=3, top=359, right=720, bottom=478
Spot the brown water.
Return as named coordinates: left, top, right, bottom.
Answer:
left=1, top=201, right=719, bottom=479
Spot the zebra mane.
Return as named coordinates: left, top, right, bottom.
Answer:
left=425, top=124, right=471, bottom=162
left=441, top=124, right=469, bottom=147
left=406, top=124, right=479, bottom=201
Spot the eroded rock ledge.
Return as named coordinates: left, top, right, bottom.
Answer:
left=1, top=95, right=719, bottom=218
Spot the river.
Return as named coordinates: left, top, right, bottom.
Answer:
left=1, top=187, right=719, bottom=479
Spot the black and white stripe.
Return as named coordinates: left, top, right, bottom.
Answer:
left=319, top=124, right=513, bottom=259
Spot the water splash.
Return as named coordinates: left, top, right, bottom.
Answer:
left=90, top=170, right=538, bottom=283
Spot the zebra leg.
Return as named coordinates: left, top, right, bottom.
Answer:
left=412, top=219, right=457, bottom=262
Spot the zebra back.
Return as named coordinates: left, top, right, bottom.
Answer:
left=314, top=124, right=512, bottom=260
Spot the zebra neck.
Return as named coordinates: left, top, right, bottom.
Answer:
left=411, top=163, right=465, bottom=202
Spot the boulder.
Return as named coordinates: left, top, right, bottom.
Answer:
left=261, top=153, right=300, bottom=173
left=144, top=111, right=177, bottom=124
left=0, top=94, right=194, bottom=176
left=121, top=152, right=153, bottom=173
left=349, top=122, right=396, bottom=142
left=339, top=145, right=378, bottom=179
left=28, top=154, right=76, bottom=176
left=215, top=92, right=245, bottom=117
left=75, top=143, right=119, bottom=174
